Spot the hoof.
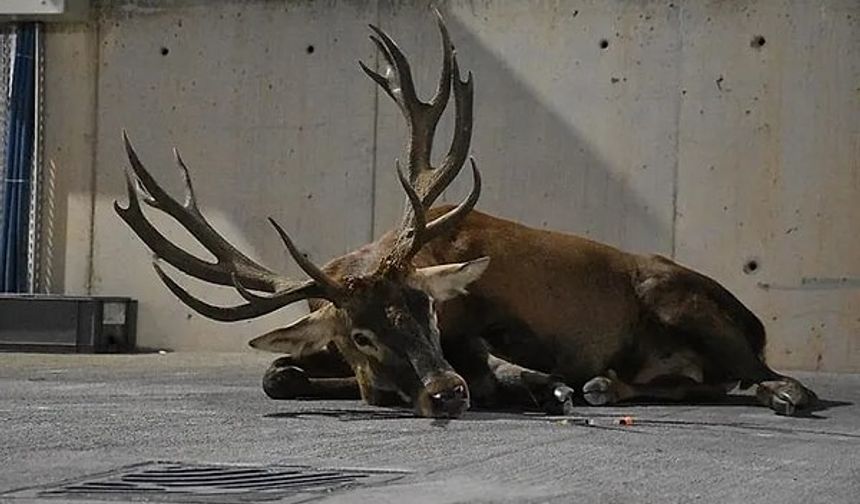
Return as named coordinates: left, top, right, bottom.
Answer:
left=541, top=384, right=575, bottom=415
left=770, top=391, right=797, bottom=416
left=582, top=376, right=617, bottom=406
left=263, top=364, right=310, bottom=400
left=756, top=380, right=816, bottom=416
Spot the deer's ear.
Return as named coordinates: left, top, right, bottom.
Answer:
left=411, top=256, right=490, bottom=301
left=248, top=305, right=345, bottom=355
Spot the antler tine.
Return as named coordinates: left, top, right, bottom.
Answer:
left=115, top=171, right=263, bottom=288
left=377, top=160, right=427, bottom=271
left=384, top=158, right=480, bottom=272
left=152, top=262, right=326, bottom=322
left=267, top=217, right=343, bottom=301
left=428, top=8, right=454, bottom=125
left=397, top=159, right=428, bottom=254
left=366, top=11, right=479, bottom=273
left=361, top=9, right=454, bottom=177
left=173, top=147, right=200, bottom=213
left=366, top=25, right=420, bottom=110
left=424, top=157, right=481, bottom=240
left=116, top=131, right=345, bottom=321
left=359, top=38, right=399, bottom=104
left=422, top=57, right=474, bottom=207
left=119, top=132, right=280, bottom=291
left=364, top=11, right=469, bottom=206
left=229, top=272, right=328, bottom=315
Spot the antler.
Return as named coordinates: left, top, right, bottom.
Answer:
left=114, top=131, right=344, bottom=321
left=360, top=9, right=481, bottom=271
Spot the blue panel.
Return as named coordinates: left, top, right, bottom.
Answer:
left=0, top=23, right=36, bottom=293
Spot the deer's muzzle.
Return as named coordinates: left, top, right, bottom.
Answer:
left=415, top=371, right=470, bottom=418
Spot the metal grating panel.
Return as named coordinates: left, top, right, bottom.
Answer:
left=26, top=21, right=43, bottom=293
left=0, top=26, right=12, bottom=238
left=4, top=461, right=408, bottom=503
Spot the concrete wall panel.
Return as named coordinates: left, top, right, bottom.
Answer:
left=43, top=22, right=99, bottom=295
left=38, top=0, right=860, bottom=370
left=373, top=1, right=680, bottom=255
left=90, top=0, right=378, bottom=350
left=675, top=0, right=860, bottom=371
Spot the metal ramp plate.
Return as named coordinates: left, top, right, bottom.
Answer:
left=2, top=461, right=408, bottom=503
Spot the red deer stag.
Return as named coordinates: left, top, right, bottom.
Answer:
left=117, top=12, right=816, bottom=417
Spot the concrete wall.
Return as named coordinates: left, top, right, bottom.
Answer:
left=41, top=0, right=859, bottom=371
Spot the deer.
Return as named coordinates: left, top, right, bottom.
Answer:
left=116, top=11, right=816, bottom=418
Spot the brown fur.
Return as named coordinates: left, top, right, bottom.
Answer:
left=294, top=206, right=815, bottom=416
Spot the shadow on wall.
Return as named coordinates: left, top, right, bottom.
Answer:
left=375, top=2, right=677, bottom=255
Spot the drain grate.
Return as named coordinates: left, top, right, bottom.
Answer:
left=4, top=461, right=408, bottom=503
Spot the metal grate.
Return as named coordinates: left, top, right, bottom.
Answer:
left=4, top=461, right=407, bottom=503
left=0, top=26, right=12, bottom=245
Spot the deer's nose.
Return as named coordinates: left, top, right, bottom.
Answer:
left=431, top=384, right=467, bottom=404
left=424, top=375, right=469, bottom=418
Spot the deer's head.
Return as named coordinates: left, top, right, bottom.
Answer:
left=115, top=11, right=486, bottom=418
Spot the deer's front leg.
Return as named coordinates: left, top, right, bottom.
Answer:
left=263, top=349, right=360, bottom=400
left=486, top=354, right=575, bottom=415
left=444, top=337, right=574, bottom=414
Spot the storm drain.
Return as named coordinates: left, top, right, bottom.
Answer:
left=4, top=461, right=408, bottom=503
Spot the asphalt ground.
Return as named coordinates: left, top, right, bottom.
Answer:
left=1, top=352, right=858, bottom=503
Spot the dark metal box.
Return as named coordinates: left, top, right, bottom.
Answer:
left=0, top=295, right=137, bottom=353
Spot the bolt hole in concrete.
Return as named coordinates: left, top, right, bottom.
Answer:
left=751, top=35, right=766, bottom=49
left=743, top=259, right=760, bottom=274
left=160, top=46, right=170, bottom=56
left=599, top=38, right=609, bottom=50
left=306, top=44, right=315, bottom=54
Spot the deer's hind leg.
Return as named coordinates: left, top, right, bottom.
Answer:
left=582, top=371, right=732, bottom=406
left=637, top=264, right=817, bottom=415
left=263, top=345, right=360, bottom=400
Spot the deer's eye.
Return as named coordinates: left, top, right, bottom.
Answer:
left=351, top=330, right=376, bottom=349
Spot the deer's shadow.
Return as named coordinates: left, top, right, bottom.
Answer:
left=263, top=393, right=851, bottom=424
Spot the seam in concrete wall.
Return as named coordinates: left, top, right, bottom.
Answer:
left=670, top=4, right=684, bottom=260
left=84, top=19, right=100, bottom=295
left=368, top=0, right=380, bottom=241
